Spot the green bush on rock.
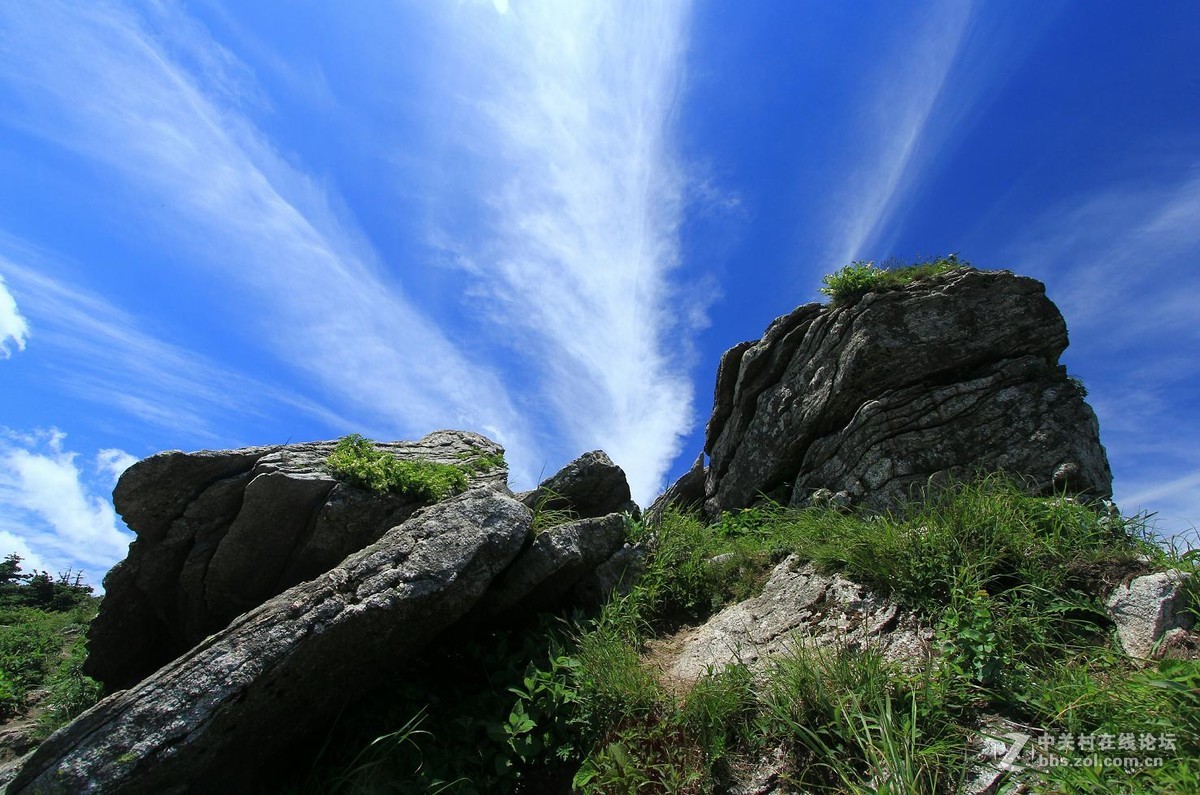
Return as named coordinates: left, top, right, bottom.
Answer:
left=820, top=254, right=968, bottom=305
left=326, top=434, right=469, bottom=503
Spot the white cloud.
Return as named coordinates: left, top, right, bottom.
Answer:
left=0, top=248, right=354, bottom=441
left=0, top=429, right=133, bottom=585
left=97, top=448, right=139, bottom=487
left=1006, top=168, right=1200, bottom=544
left=0, top=273, right=30, bottom=358
left=426, top=1, right=701, bottom=504
left=822, top=0, right=975, bottom=269
left=1116, top=468, right=1200, bottom=548
left=0, top=2, right=538, bottom=477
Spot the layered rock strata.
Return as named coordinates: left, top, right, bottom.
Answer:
left=85, top=430, right=507, bottom=690
left=699, top=268, right=1112, bottom=515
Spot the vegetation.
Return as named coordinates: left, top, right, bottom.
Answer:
left=326, top=434, right=471, bottom=503
left=819, top=255, right=968, bottom=306
left=0, top=555, right=103, bottom=734
left=292, top=476, right=1198, bottom=793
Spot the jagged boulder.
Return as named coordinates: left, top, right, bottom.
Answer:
left=519, top=450, right=639, bottom=519
left=701, top=268, right=1112, bottom=515
left=86, top=431, right=507, bottom=690
left=645, top=452, right=706, bottom=526
left=481, top=513, right=627, bottom=615
left=9, top=490, right=532, bottom=795
left=662, top=555, right=931, bottom=683
left=1107, top=570, right=1196, bottom=658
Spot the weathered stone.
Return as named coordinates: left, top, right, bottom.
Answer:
left=666, top=555, right=931, bottom=682
left=645, top=452, right=706, bottom=526
left=85, top=431, right=508, bottom=690
left=482, top=513, right=627, bottom=615
left=702, top=269, right=1112, bottom=515
left=1106, top=570, right=1195, bottom=658
left=519, top=450, right=638, bottom=519
left=572, top=542, right=646, bottom=606
left=9, top=489, right=531, bottom=795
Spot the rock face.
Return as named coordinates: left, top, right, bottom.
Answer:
left=645, top=452, right=706, bottom=526
left=518, top=450, right=639, bottom=519
left=85, top=431, right=508, bottom=691
left=1107, top=570, right=1196, bottom=658
left=664, top=555, right=931, bottom=683
left=701, top=268, right=1113, bottom=515
left=482, top=513, right=627, bottom=615
left=9, top=490, right=531, bottom=795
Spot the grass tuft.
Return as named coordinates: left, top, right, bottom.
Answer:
left=326, top=434, right=469, bottom=503
left=819, top=254, right=968, bottom=305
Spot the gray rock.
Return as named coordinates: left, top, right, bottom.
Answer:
left=8, top=489, right=531, bottom=795
left=645, top=452, right=706, bottom=526
left=1106, top=570, right=1195, bottom=658
left=482, top=513, right=627, bottom=615
left=701, top=269, right=1113, bottom=516
left=85, top=431, right=507, bottom=690
left=572, top=541, right=647, bottom=606
left=520, top=450, right=638, bottom=519
left=666, top=555, right=931, bottom=682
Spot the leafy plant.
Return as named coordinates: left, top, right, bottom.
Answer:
left=819, top=254, right=968, bottom=305
left=326, top=434, right=468, bottom=503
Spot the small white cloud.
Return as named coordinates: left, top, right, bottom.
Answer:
left=0, top=273, right=30, bottom=358
left=96, top=448, right=139, bottom=487
left=0, top=428, right=133, bottom=585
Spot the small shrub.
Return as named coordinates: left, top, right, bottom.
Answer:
left=819, top=254, right=968, bottom=305
left=326, top=434, right=468, bottom=503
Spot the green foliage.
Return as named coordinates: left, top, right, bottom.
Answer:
left=819, top=254, right=968, bottom=305
left=293, top=475, right=1197, bottom=793
left=761, top=646, right=969, bottom=792
left=0, top=579, right=101, bottom=725
left=528, top=489, right=580, bottom=535
left=326, top=434, right=469, bottom=503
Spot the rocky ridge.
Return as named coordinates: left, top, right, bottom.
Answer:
left=10, top=266, right=1188, bottom=794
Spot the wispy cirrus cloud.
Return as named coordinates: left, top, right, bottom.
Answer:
left=0, top=246, right=352, bottom=441
left=0, top=273, right=29, bottom=358
left=1006, top=167, right=1200, bottom=537
left=425, top=0, right=701, bottom=503
left=0, top=428, right=135, bottom=585
left=822, top=0, right=975, bottom=269
left=0, top=1, right=536, bottom=474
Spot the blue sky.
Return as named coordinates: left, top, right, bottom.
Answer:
left=1, top=1, right=1197, bottom=585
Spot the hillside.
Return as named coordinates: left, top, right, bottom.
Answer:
left=1, top=261, right=1196, bottom=794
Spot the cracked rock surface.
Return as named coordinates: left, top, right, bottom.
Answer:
left=85, top=431, right=507, bottom=690
left=699, top=269, right=1112, bottom=515
left=9, top=489, right=531, bottom=795
left=667, top=555, right=931, bottom=682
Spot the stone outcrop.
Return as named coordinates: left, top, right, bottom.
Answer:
left=85, top=431, right=507, bottom=691
left=664, top=555, right=931, bottom=683
left=518, top=450, right=639, bottom=519
left=1107, top=570, right=1196, bottom=658
left=699, top=268, right=1113, bottom=515
left=11, top=439, right=640, bottom=793
left=645, top=452, right=706, bottom=526
left=9, top=490, right=531, bottom=794
left=482, top=513, right=627, bottom=615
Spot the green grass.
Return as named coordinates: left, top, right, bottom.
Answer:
left=819, top=254, right=968, bottom=305
left=0, top=599, right=103, bottom=733
left=326, top=434, right=470, bottom=503
left=277, top=474, right=1198, bottom=793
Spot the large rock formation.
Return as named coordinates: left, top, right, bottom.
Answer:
left=85, top=430, right=508, bottom=691
left=12, top=444, right=635, bottom=793
left=9, top=490, right=532, bottom=794
left=700, top=268, right=1112, bottom=515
